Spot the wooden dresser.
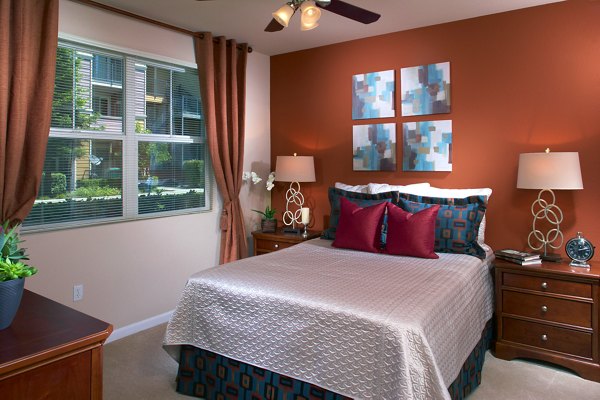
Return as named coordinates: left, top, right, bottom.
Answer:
left=252, top=228, right=321, bottom=256
left=494, top=259, right=600, bottom=382
left=0, top=290, right=113, bottom=399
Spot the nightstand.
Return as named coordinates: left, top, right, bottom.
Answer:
left=251, top=228, right=321, bottom=256
left=494, top=259, right=600, bottom=382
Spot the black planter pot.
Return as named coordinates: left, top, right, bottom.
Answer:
left=261, top=218, right=277, bottom=233
left=0, top=278, right=25, bottom=330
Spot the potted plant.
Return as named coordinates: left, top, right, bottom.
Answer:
left=252, top=206, right=277, bottom=233
left=0, top=221, right=37, bottom=330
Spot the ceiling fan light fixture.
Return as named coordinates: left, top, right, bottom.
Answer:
left=272, top=4, right=295, bottom=27
left=300, top=19, right=319, bottom=31
left=300, top=1, right=321, bottom=24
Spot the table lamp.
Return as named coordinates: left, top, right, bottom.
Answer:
left=517, top=149, right=583, bottom=261
left=275, top=154, right=316, bottom=234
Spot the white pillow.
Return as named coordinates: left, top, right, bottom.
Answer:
left=334, top=182, right=368, bottom=193
left=478, top=216, right=487, bottom=245
left=367, top=182, right=431, bottom=195
left=423, top=186, right=492, bottom=244
left=420, top=186, right=492, bottom=200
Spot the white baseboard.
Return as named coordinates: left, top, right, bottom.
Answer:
left=106, top=309, right=174, bottom=344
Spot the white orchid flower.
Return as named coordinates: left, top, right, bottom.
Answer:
left=266, top=172, right=275, bottom=191
left=250, top=172, right=262, bottom=184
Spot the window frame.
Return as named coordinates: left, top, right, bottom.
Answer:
left=24, top=38, right=212, bottom=233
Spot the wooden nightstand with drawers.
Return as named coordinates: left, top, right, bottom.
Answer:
left=494, top=259, right=600, bottom=382
left=251, top=228, right=321, bottom=256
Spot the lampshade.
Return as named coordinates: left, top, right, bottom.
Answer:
left=272, top=4, right=295, bottom=27
left=275, top=155, right=316, bottom=182
left=300, top=1, right=321, bottom=30
left=300, top=19, right=319, bottom=31
left=517, top=151, right=583, bottom=190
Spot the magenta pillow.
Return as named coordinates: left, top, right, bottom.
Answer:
left=385, top=202, right=440, bottom=259
left=332, top=197, right=387, bottom=253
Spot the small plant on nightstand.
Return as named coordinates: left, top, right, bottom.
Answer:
left=252, top=206, right=278, bottom=233
left=243, top=170, right=277, bottom=232
left=0, top=221, right=37, bottom=330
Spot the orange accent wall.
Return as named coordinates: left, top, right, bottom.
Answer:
left=270, top=1, right=600, bottom=259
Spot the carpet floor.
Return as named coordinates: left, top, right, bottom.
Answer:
left=104, top=324, right=600, bottom=399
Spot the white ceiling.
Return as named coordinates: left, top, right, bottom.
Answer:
left=92, top=0, right=563, bottom=55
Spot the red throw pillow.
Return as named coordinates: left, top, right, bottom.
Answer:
left=332, top=197, right=387, bottom=253
left=385, top=202, right=440, bottom=259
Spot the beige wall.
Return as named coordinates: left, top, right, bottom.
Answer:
left=23, top=0, right=271, bottom=329
left=241, top=51, right=272, bottom=236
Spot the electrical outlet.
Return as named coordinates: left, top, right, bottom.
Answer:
left=73, top=284, right=84, bottom=302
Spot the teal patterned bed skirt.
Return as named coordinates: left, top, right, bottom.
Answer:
left=176, top=318, right=493, bottom=400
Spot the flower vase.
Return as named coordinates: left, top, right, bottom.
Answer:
left=0, top=278, right=25, bottom=330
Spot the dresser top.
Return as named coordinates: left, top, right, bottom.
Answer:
left=0, top=290, right=112, bottom=369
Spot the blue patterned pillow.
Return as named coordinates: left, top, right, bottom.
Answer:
left=396, top=194, right=487, bottom=259
left=322, top=188, right=399, bottom=241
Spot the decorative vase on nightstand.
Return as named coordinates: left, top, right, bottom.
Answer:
left=0, top=220, right=38, bottom=330
left=252, top=206, right=278, bottom=233
left=0, top=278, right=25, bottom=330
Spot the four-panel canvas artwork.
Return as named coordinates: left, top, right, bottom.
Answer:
left=351, top=62, right=452, bottom=172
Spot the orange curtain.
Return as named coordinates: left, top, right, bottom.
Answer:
left=0, top=0, right=59, bottom=224
left=195, top=32, right=249, bottom=263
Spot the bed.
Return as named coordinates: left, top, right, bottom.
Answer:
left=164, top=238, right=495, bottom=400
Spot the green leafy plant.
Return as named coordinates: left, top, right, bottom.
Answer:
left=252, top=205, right=276, bottom=220
left=77, top=178, right=109, bottom=188
left=51, top=172, right=67, bottom=197
left=0, top=221, right=37, bottom=282
left=183, top=159, right=204, bottom=187
left=0, top=221, right=28, bottom=263
left=0, top=259, right=37, bottom=282
left=69, top=185, right=121, bottom=198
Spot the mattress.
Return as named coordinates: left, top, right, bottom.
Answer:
left=164, top=239, right=494, bottom=400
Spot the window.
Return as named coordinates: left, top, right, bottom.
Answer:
left=24, top=41, right=209, bottom=230
left=92, top=54, right=123, bottom=87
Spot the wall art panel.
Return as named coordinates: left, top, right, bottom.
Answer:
left=401, top=62, right=451, bottom=116
left=352, top=70, right=395, bottom=120
left=353, top=123, right=396, bottom=171
left=403, top=120, right=452, bottom=171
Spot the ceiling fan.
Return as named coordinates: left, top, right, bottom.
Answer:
left=194, top=1, right=380, bottom=32
left=265, top=0, right=381, bottom=32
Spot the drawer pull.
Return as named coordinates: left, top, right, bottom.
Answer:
left=541, top=334, right=548, bottom=342
left=541, top=305, right=548, bottom=313
left=541, top=282, right=548, bottom=289
left=274, top=244, right=279, bottom=249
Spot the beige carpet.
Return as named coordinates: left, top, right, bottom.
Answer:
left=104, top=324, right=600, bottom=399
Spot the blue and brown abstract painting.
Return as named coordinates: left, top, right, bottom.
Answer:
left=352, top=70, right=395, bottom=120
left=401, top=62, right=451, bottom=116
left=403, top=120, right=452, bottom=171
left=353, top=123, right=396, bottom=171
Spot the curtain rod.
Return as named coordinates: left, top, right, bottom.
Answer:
left=69, top=0, right=252, bottom=53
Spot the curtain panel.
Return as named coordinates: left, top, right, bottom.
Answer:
left=0, top=0, right=59, bottom=224
left=195, top=32, right=249, bottom=263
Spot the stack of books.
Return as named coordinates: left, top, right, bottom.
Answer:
left=494, top=249, right=542, bottom=265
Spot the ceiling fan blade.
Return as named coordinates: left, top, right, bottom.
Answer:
left=264, top=18, right=285, bottom=32
left=318, top=0, right=380, bottom=24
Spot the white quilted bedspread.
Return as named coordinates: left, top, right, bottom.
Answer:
left=164, top=239, right=494, bottom=400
